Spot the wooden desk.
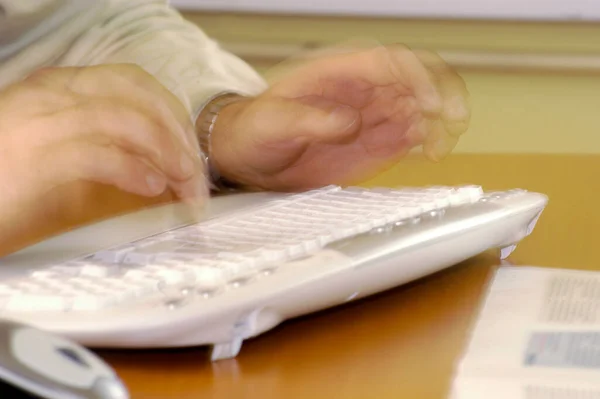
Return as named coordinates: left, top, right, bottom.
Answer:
left=11, top=154, right=600, bottom=399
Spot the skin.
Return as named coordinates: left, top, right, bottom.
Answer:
left=203, top=44, right=470, bottom=191
left=0, top=64, right=206, bottom=248
left=0, top=44, right=470, bottom=252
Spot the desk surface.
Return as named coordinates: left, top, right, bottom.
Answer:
left=15, top=154, right=600, bottom=399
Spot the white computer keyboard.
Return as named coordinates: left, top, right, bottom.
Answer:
left=0, top=185, right=547, bottom=360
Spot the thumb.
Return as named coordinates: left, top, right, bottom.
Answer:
left=247, top=96, right=361, bottom=145
left=207, top=95, right=362, bottom=185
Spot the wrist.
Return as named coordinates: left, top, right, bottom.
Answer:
left=195, top=94, right=252, bottom=191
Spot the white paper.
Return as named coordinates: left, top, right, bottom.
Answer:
left=449, top=266, right=600, bottom=399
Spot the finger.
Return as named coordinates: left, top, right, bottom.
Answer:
left=404, top=117, right=429, bottom=147
left=265, top=38, right=384, bottom=84
left=422, top=119, right=459, bottom=162
left=414, top=50, right=471, bottom=136
left=169, top=173, right=210, bottom=206
left=38, top=100, right=200, bottom=183
left=7, top=70, right=76, bottom=115
left=384, top=44, right=444, bottom=114
left=96, top=64, right=200, bottom=151
left=41, top=140, right=169, bottom=197
left=168, top=147, right=210, bottom=206
left=40, top=65, right=199, bottom=156
left=268, top=44, right=442, bottom=115
left=239, top=96, right=361, bottom=146
left=209, top=96, right=361, bottom=177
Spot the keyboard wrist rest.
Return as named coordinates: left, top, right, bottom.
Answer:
left=0, top=191, right=287, bottom=273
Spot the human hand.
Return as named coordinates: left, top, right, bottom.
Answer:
left=205, top=44, right=470, bottom=191
left=0, top=64, right=207, bottom=236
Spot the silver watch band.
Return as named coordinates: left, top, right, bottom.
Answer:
left=196, top=94, right=247, bottom=191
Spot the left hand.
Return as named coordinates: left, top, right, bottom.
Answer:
left=204, top=44, right=471, bottom=191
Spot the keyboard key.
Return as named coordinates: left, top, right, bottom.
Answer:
left=92, top=245, right=136, bottom=263
left=6, top=294, right=66, bottom=312
left=1, top=184, right=493, bottom=313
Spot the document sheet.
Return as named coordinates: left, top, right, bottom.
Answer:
left=450, top=266, right=600, bottom=399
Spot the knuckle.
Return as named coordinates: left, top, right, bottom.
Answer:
left=68, top=66, right=90, bottom=85
left=122, top=107, right=157, bottom=131
left=117, top=63, right=145, bottom=73
left=7, top=84, right=42, bottom=102
left=72, top=64, right=145, bottom=91
left=24, top=67, right=60, bottom=84
left=384, top=43, right=417, bottom=61
left=7, top=83, right=75, bottom=112
left=109, top=105, right=163, bottom=143
left=415, top=49, right=448, bottom=69
left=25, top=66, right=82, bottom=90
left=113, top=63, right=152, bottom=82
left=388, top=43, right=411, bottom=52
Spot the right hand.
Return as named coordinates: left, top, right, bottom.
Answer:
left=0, top=64, right=207, bottom=240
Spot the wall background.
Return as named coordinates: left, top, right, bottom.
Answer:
left=181, top=12, right=600, bottom=154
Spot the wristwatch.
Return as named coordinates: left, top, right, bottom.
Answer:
left=196, top=93, right=247, bottom=191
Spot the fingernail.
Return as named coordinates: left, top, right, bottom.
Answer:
left=329, top=105, right=359, bottom=130
left=180, top=154, right=195, bottom=177
left=423, top=89, right=443, bottom=114
left=146, top=173, right=165, bottom=195
left=432, top=136, right=458, bottom=161
left=194, top=176, right=210, bottom=199
left=410, top=118, right=429, bottom=144
left=445, top=120, right=470, bottom=137
left=447, top=96, right=469, bottom=120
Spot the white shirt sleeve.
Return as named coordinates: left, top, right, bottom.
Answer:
left=0, top=0, right=268, bottom=121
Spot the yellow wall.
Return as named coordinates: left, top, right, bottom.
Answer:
left=183, top=13, right=600, bottom=154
